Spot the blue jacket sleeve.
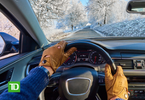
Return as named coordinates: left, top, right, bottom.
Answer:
left=0, top=67, right=49, bottom=100
left=115, top=98, right=124, bottom=100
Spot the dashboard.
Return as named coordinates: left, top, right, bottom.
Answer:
left=1, top=39, right=145, bottom=100
left=63, top=49, right=106, bottom=66
left=25, top=39, right=145, bottom=100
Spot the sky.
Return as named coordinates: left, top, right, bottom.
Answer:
left=80, top=0, right=88, bottom=6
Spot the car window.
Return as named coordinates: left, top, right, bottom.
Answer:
left=0, top=12, right=20, bottom=59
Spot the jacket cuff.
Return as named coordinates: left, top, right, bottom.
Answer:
left=115, top=98, right=124, bottom=100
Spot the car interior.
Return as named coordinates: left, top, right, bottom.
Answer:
left=0, top=0, right=145, bottom=100
left=30, top=39, right=145, bottom=100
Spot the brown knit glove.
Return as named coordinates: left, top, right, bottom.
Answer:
left=105, top=64, right=128, bottom=100
left=39, top=41, right=77, bottom=72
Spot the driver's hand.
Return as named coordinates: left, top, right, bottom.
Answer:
left=105, top=64, right=128, bottom=100
left=39, top=41, right=77, bottom=73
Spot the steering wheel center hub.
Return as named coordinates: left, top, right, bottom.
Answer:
left=59, top=67, right=98, bottom=100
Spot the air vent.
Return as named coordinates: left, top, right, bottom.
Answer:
left=26, top=64, right=38, bottom=76
left=114, top=60, right=134, bottom=69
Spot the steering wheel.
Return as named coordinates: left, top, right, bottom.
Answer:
left=58, top=42, right=116, bottom=100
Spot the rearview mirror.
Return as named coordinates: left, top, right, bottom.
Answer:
left=0, top=35, right=6, bottom=56
left=127, top=0, right=145, bottom=14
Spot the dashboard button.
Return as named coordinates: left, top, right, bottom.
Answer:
left=98, top=78, right=104, bottom=84
left=137, top=63, right=142, bottom=67
left=139, top=90, right=144, bottom=94
left=134, top=90, right=139, bottom=94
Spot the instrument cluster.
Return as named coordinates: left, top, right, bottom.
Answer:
left=63, top=49, right=106, bottom=66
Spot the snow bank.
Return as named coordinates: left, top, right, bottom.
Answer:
left=94, top=18, right=145, bottom=37
left=42, top=28, right=75, bottom=41
left=42, top=27, right=84, bottom=41
left=43, top=29, right=63, bottom=41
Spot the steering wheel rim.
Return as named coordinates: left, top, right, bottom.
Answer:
left=65, top=41, right=116, bottom=74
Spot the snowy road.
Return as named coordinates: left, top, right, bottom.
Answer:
left=65, top=28, right=102, bottom=40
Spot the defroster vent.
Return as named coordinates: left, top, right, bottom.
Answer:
left=114, top=59, right=134, bottom=69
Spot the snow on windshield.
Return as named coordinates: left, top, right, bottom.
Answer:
left=29, top=0, right=145, bottom=41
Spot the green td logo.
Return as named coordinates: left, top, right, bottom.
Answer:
left=8, top=82, right=20, bottom=92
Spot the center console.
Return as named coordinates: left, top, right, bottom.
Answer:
left=129, top=85, right=145, bottom=100
left=128, top=77, right=145, bottom=100
left=114, top=59, right=145, bottom=100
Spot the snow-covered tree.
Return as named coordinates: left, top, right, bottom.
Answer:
left=29, top=0, right=71, bottom=29
left=57, top=0, right=88, bottom=30
left=109, top=0, right=141, bottom=23
left=87, top=0, right=143, bottom=27
left=87, top=0, right=116, bottom=26
left=0, top=12, right=20, bottom=40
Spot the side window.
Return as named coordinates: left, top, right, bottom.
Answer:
left=0, top=12, right=20, bottom=59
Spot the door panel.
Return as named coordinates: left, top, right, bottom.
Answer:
left=0, top=48, right=43, bottom=93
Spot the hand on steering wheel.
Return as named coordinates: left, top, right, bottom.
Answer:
left=105, top=64, right=128, bottom=100
left=39, top=41, right=77, bottom=75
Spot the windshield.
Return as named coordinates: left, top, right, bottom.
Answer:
left=29, top=0, right=144, bottom=41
